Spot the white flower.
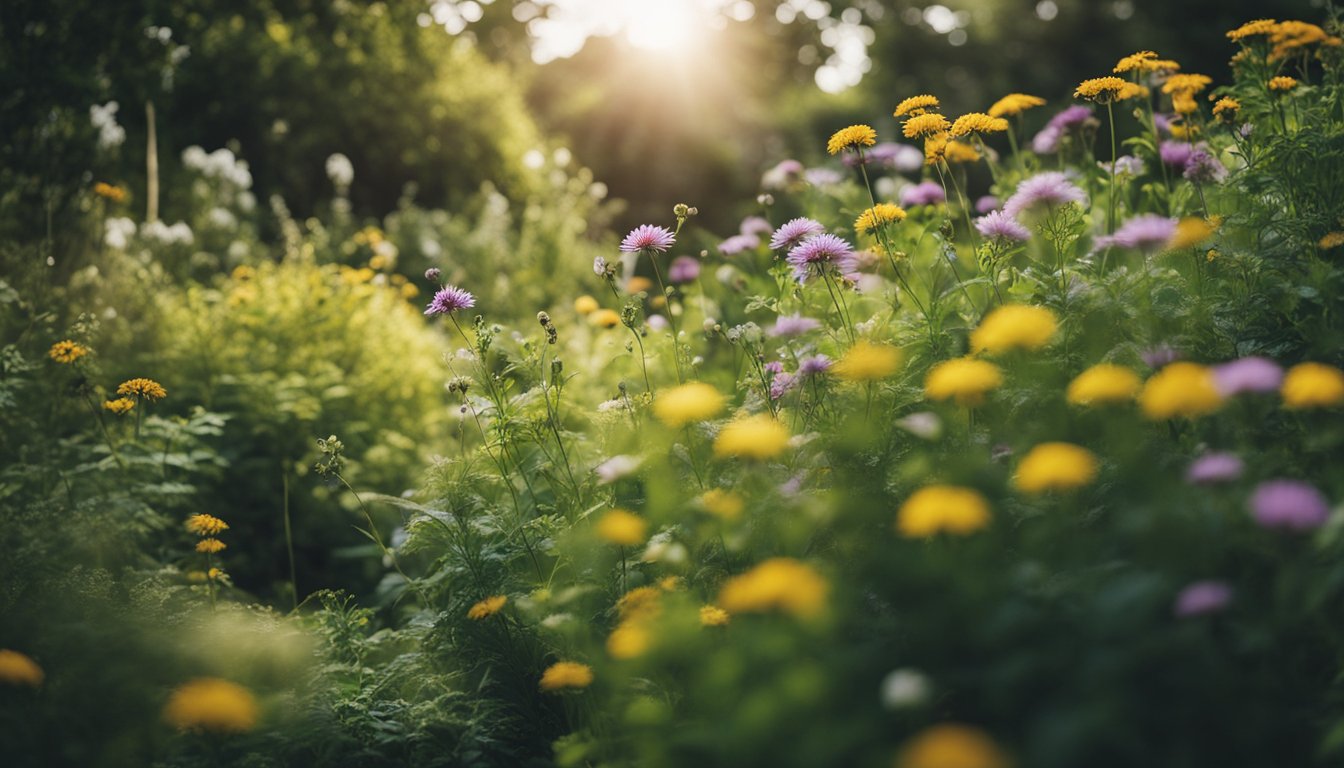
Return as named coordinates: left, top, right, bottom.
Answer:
left=89, top=102, right=126, bottom=150
left=104, top=217, right=136, bottom=249
left=142, top=220, right=194, bottom=245
left=896, top=412, right=942, bottom=440
left=641, top=533, right=688, bottom=565
left=880, top=669, right=930, bottom=709
left=207, top=207, right=237, bottom=229
left=325, top=153, right=354, bottom=188
left=595, top=455, right=641, bottom=484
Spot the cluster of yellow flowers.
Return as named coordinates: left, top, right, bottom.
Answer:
left=162, top=678, right=259, bottom=733
left=92, top=182, right=127, bottom=203
left=0, top=649, right=44, bottom=687
left=467, top=594, right=508, bottom=620
left=854, top=203, right=907, bottom=234
left=48, top=339, right=90, bottom=364
left=186, top=513, right=230, bottom=567
left=717, top=557, right=828, bottom=619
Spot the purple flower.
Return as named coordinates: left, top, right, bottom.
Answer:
left=1213, top=357, right=1283, bottom=396
left=668, top=256, right=701, bottom=284
left=804, top=168, right=844, bottom=187
left=867, top=142, right=924, bottom=172
left=739, top=216, right=773, bottom=237
left=1184, top=150, right=1227, bottom=184
left=769, top=371, right=797, bottom=400
left=1031, top=105, right=1096, bottom=154
left=1105, top=155, right=1146, bottom=177
left=786, top=233, right=857, bottom=283
left=799, top=354, right=832, bottom=375
left=646, top=314, right=669, bottom=332
left=769, top=218, right=825, bottom=251
left=974, top=195, right=999, bottom=214
left=620, top=224, right=675, bottom=254
left=1094, top=214, right=1177, bottom=253
left=1249, top=480, right=1331, bottom=531
left=900, top=181, right=946, bottom=208
left=1050, top=104, right=1096, bottom=130
left=1159, top=141, right=1196, bottom=171
left=424, top=285, right=475, bottom=316
left=769, top=313, right=821, bottom=337
left=1003, top=172, right=1088, bottom=218
left=762, top=159, right=805, bottom=190
left=424, top=267, right=442, bottom=282
left=1153, top=113, right=1174, bottom=135
left=763, top=361, right=784, bottom=375
left=1174, top=580, right=1233, bottom=618
left=1142, top=344, right=1181, bottom=369
left=974, top=210, right=1030, bottom=243
left=1186, top=452, right=1245, bottom=485
left=1030, top=125, right=1065, bottom=154
left=717, top=233, right=760, bottom=256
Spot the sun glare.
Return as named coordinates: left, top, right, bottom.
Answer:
left=622, top=1, right=699, bottom=51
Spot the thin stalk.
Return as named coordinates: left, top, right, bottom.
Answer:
left=282, top=467, right=298, bottom=610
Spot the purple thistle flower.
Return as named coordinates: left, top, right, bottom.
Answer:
left=1142, top=344, right=1181, bottom=369
left=1186, top=452, right=1245, bottom=485
left=1094, top=214, right=1177, bottom=253
left=668, top=256, right=701, bottom=284
left=1213, top=356, right=1284, bottom=396
left=424, top=285, right=476, bottom=316
left=763, top=361, right=784, bottom=375
left=1249, top=480, right=1331, bottom=532
left=974, top=210, right=1030, bottom=243
left=424, top=267, right=442, bottom=282
left=1031, top=105, right=1096, bottom=154
left=761, top=159, right=805, bottom=190
left=804, top=168, right=844, bottom=187
left=974, top=195, right=1000, bottom=214
left=717, top=233, right=760, bottom=256
left=769, top=313, right=821, bottom=337
left=799, top=354, right=832, bottom=375
left=1030, top=124, right=1064, bottom=154
left=1003, top=172, right=1087, bottom=218
left=1174, top=580, right=1233, bottom=618
left=1159, top=141, right=1196, bottom=171
left=1050, top=104, right=1096, bottom=130
left=769, top=371, right=797, bottom=400
left=620, top=224, right=675, bottom=254
left=1184, top=149, right=1227, bottom=184
left=769, top=218, right=825, bottom=251
left=786, top=233, right=857, bottom=283
left=900, top=181, right=946, bottom=208
left=739, top=216, right=773, bottom=237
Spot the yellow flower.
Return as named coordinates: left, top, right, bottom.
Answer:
left=832, top=341, right=903, bottom=382
left=948, top=113, right=1009, bottom=137
left=1319, top=232, right=1344, bottom=249
left=1211, top=97, right=1241, bottom=122
left=0, top=649, right=44, bottom=687
left=653, top=381, right=726, bottom=428
left=1281, top=362, right=1344, bottom=409
left=186, top=514, right=229, bottom=536
left=854, top=203, right=908, bottom=234
left=163, top=678, right=259, bottom=733
left=713, top=414, right=791, bottom=460
left=399, top=283, right=419, bottom=300
left=1168, top=217, right=1217, bottom=250
left=617, top=586, right=663, bottom=621
left=48, top=340, right=90, bottom=364
left=1270, top=21, right=1332, bottom=60
left=1161, top=73, right=1213, bottom=95
left=1066, top=364, right=1141, bottom=406
left=231, top=265, right=256, bottom=281
left=987, top=93, right=1045, bottom=118
left=539, top=661, right=593, bottom=692
left=970, top=305, right=1058, bottom=354
left=596, top=508, right=648, bottom=546
left=827, top=124, right=878, bottom=155
left=590, top=308, right=621, bottom=328
left=1139, top=362, right=1223, bottom=419
left=208, top=567, right=224, bottom=580
left=1168, top=121, right=1199, bottom=140
left=903, top=113, right=952, bottom=139
left=895, top=94, right=941, bottom=118
left=1268, top=76, right=1299, bottom=92
left=1113, top=50, right=1158, bottom=73
left=467, top=595, right=507, bottom=620
left=606, top=620, right=652, bottom=659
left=700, top=488, right=745, bottom=520
left=942, top=140, right=981, bottom=164
left=1014, top=442, right=1099, bottom=493
left=117, top=377, right=167, bottom=401
left=896, top=485, right=991, bottom=537
left=196, top=538, right=227, bottom=554
left=699, top=605, right=731, bottom=627
left=102, top=397, right=135, bottom=415
left=924, top=133, right=951, bottom=165
left=93, top=182, right=127, bottom=202
left=896, top=724, right=1010, bottom=768
left=1075, top=76, right=1144, bottom=102
left=658, top=576, right=681, bottom=591
left=717, top=558, right=828, bottom=619
left=924, top=358, right=1004, bottom=406
left=1172, top=92, right=1199, bottom=115
left=1227, top=19, right=1278, bottom=41
left=574, top=295, right=599, bottom=315
left=625, top=276, right=655, bottom=295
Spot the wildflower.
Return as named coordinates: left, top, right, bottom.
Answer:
left=325, top=153, right=354, bottom=187
left=949, top=112, right=1009, bottom=137
left=1268, top=76, right=1299, bottom=92
left=902, top=113, right=952, bottom=139
left=786, top=233, right=857, bottom=283
left=974, top=211, right=1030, bottom=243
left=1113, top=50, right=1158, bottom=73
left=48, top=340, right=89, bottom=364
left=467, top=595, right=507, bottom=620
left=196, top=538, right=226, bottom=554
left=1249, top=480, right=1330, bottom=531
left=1213, top=356, right=1284, bottom=395
left=826, top=124, right=878, bottom=155
left=1174, top=581, right=1233, bottom=618
left=799, top=354, right=832, bottom=376
left=574, top=295, right=599, bottom=315
left=0, top=650, right=44, bottom=687
left=769, top=313, right=821, bottom=337
left=595, top=509, right=648, bottom=546
left=1014, top=442, right=1099, bottom=493
left=1139, top=362, right=1223, bottom=419
left=590, top=308, right=621, bottom=328
left=1168, top=217, right=1216, bottom=250
left=1318, top=232, right=1344, bottom=250
left=163, top=678, right=259, bottom=733
left=854, top=203, right=907, bottom=234
left=93, top=182, right=127, bottom=202
left=769, top=371, right=797, bottom=400
left=606, top=621, right=652, bottom=659
left=186, top=514, right=229, bottom=536
left=1186, top=452, right=1245, bottom=485
left=717, top=557, right=828, bottom=618
left=616, top=587, right=662, bottom=621
left=717, top=234, right=760, bottom=256
left=1162, top=73, right=1214, bottom=96
left=594, top=454, right=641, bottom=484
left=924, top=358, right=1004, bottom=406
left=699, top=605, right=730, bottom=626
left=653, top=382, right=726, bottom=428
left=739, top=216, right=773, bottom=237
left=424, top=285, right=475, bottom=316
left=1158, top=141, right=1196, bottom=171
left=1002, top=172, right=1087, bottom=218
left=1066, top=364, right=1141, bottom=406
left=1183, top=149, right=1227, bottom=184
left=1030, top=105, right=1096, bottom=154
left=1074, top=76, right=1144, bottom=102
left=1211, top=97, right=1241, bottom=122
left=103, top=397, right=135, bottom=415
left=832, top=341, right=902, bottom=382
left=713, top=414, right=791, bottom=460
left=700, top=488, right=745, bottom=520
left=1227, top=19, right=1277, bottom=41
left=970, top=305, right=1058, bottom=354
left=1141, top=344, right=1181, bottom=369
left=896, top=485, right=991, bottom=537
left=539, top=661, right=593, bottom=692
left=1281, top=362, right=1344, bottom=408
left=881, top=669, right=931, bottom=709
left=620, top=224, right=675, bottom=254
left=900, top=181, right=947, bottom=208
left=769, top=218, right=826, bottom=251
left=897, top=724, right=1010, bottom=768
left=987, top=93, right=1045, bottom=118
left=118, top=378, right=167, bottom=401
left=626, top=276, right=654, bottom=295
left=975, top=196, right=999, bottom=214
left=894, top=94, right=941, bottom=117
left=1105, top=155, right=1146, bottom=177
left=1095, top=214, right=1178, bottom=253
